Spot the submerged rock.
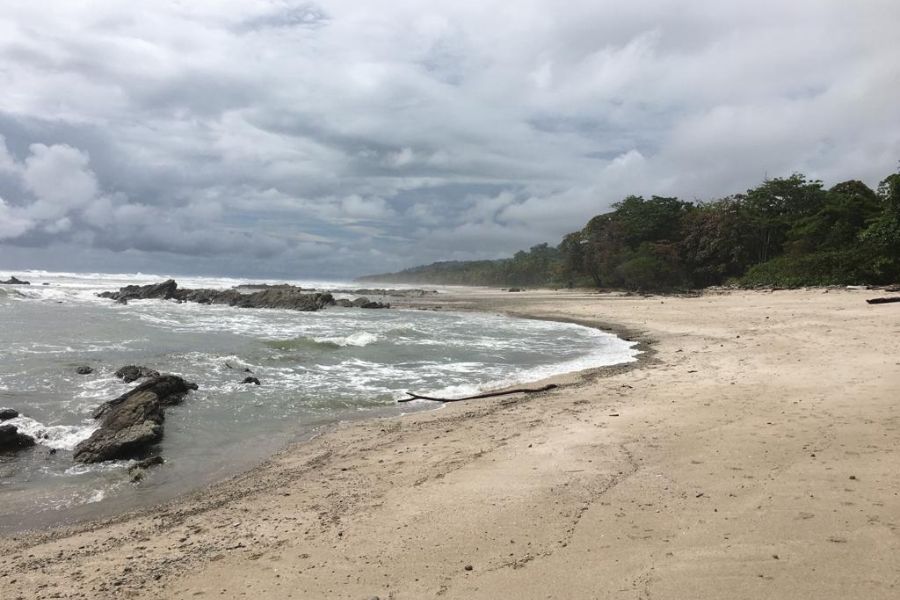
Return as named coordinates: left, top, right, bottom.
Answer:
left=0, top=276, right=30, bottom=285
left=115, top=365, right=160, bottom=383
left=0, top=424, right=35, bottom=452
left=241, top=376, right=261, bottom=385
left=73, top=375, right=197, bottom=463
left=76, top=366, right=94, bottom=375
left=128, top=455, right=165, bottom=481
left=132, top=455, right=165, bottom=470
left=0, top=408, right=19, bottom=421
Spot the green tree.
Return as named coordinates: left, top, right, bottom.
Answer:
left=739, top=174, right=827, bottom=263
left=860, top=173, right=900, bottom=282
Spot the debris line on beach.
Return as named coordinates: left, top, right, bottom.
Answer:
left=400, top=383, right=558, bottom=403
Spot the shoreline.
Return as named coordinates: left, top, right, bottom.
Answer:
left=1, top=302, right=647, bottom=538
left=0, top=303, right=641, bottom=536
left=2, top=287, right=898, bottom=599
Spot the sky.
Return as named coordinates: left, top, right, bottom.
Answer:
left=1, top=0, right=899, bottom=279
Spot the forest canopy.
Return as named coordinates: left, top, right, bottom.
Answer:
left=360, top=170, right=900, bottom=291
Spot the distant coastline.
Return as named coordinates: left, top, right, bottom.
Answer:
left=361, top=171, right=900, bottom=291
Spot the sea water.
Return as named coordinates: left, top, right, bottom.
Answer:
left=0, top=270, right=638, bottom=532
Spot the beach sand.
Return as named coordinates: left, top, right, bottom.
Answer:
left=2, top=287, right=898, bottom=599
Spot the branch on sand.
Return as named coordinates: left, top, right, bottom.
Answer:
left=866, top=297, right=900, bottom=305
left=400, top=383, right=558, bottom=403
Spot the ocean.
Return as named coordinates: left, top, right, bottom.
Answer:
left=0, top=270, right=639, bottom=532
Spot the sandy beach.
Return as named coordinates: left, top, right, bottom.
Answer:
left=2, top=287, right=899, bottom=599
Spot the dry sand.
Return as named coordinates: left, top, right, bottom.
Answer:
left=2, top=288, right=899, bottom=599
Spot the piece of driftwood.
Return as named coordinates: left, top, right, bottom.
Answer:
left=866, top=297, right=900, bottom=305
left=400, top=383, right=558, bottom=403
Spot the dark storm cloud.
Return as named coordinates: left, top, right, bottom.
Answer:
left=1, top=0, right=898, bottom=278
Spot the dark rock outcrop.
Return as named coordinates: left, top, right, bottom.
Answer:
left=98, top=279, right=178, bottom=302
left=0, top=424, right=35, bottom=452
left=73, top=375, right=198, bottom=463
left=351, top=297, right=390, bottom=309
left=1, top=276, right=30, bottom=285
left=76, top=366, right=94, bottom=375
left=115, top=365, right=160, bottom=383
left=100, top=280, right=335, bottom=312
left=241, top=376, right=261, bottom=385
left=234, top=283, right=300, bottom=290
left=330, top=288, right=437, bottom=298
left=0, top=408, right=19, bottom=421
left=335, top=297, right=389, bottom=308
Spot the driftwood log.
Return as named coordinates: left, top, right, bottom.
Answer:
left=400, top=383, right=558, bottom=403
left=866, top=297, right=900, bottom=305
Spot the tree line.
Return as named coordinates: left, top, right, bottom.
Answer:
left=360, top=170, right=900, bottom=291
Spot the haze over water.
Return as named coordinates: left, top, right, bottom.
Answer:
left=0, top=271, right=638, bottom=532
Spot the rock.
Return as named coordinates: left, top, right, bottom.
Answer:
left=0, top=424, right=35, bottom=452
left=128, top=456, right=165, bottom=482
left=100, top=280, right=335, bottom=312
left=234, top=283, right=300, bottom=290
left=224, top=288, right=334, bottom=311
left=73, top=375, right=197, bottom=463
left=350, top=297, right=389, bottom=309
left=334, top=298, right=354, bottom=307
left=76, top=366, right=94, bottom=375
left=329, top=288, right=437, bottom=298
left=98, top=279, right=178, bottom=302
left=0, top=408, right=19, bottom=421
left=0, top=276, right=30, bottom=285
left=241, top=376, right=261, bottom=385
left=115, top=365, right=160, bottom=383
left=131, top=455, right=165, bottom=470
left=128, top=455, right=165, bottom=481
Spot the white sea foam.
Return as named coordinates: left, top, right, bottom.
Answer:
left=313, top=331, right=379, bottom=347
left=7, top=416, right=97, bottom=451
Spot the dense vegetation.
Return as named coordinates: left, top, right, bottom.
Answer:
left=360, top=170, right=900, bottom=291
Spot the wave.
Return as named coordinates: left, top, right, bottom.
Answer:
left=0, top=287, right=27, bottom=300
left=263, top=331, right=379, bottom=351
left=6, top=416, right=97, bottom=451
left=314, top=331, right=379, bottom=347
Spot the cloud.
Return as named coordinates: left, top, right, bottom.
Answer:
left=0, top=0, right=898, bottom=277
left=0, top=198, right=33, bottom=239
left=22, top=144, right=98, bottom=218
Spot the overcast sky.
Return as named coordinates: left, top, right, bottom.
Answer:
left=1, top=1, right=898, bottom=279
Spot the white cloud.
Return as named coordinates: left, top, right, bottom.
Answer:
left=22, top=144, right=98, bottom=217
left=0, top=198, right=33, bottom=239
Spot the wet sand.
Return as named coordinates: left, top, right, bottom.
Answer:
left=2, top=287, right=899, bottom=599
